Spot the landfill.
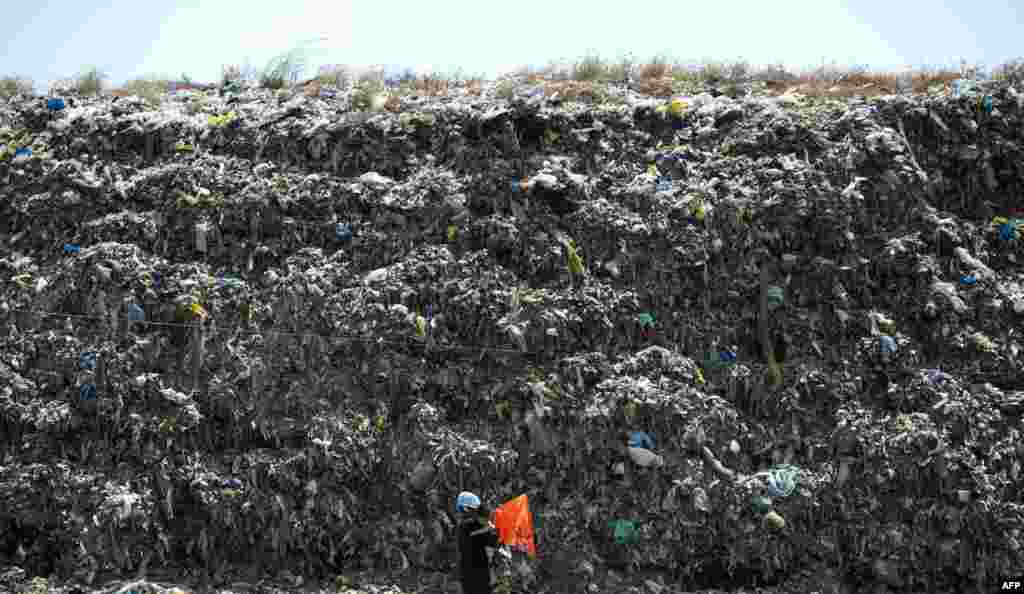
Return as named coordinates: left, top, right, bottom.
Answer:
left=0, top=72, right=1023, bottom=594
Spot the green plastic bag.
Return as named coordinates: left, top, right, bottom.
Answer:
left=767, top=286, right=784, bottom=308
left=609, top=519, right=640, bottom=545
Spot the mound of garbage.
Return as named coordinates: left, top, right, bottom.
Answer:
left=1, top=76, right=1023, bottom=594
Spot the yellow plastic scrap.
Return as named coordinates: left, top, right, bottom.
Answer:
left=567, top=241, right=584, bottom=275
left=12, top=274, right=32, bottom=289
left=447, top=225, right=457, bottom=242
left=190, top=302, right=208, bottom=320
left=647, top=163, right=660, bottom=177
left=414, top=315, right=427, bottom=337
left=669, top=98, right=688, bottom=117
left=993, top=216, right=1009, bottom=227
left=623, top=400, right=638, bottom=419
left=695, top=368, right=705, bottom=385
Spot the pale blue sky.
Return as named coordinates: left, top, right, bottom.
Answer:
left=2, top=0, right=1021, bottom=92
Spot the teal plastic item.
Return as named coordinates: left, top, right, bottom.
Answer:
left=609, top=519, right=640, bottom=545
left=751, top=495, right=773, bottom=514
left=78, top=351, right=97, bottom=371
left=127, top=304, right=145, bottom=322
left=638, top=313, right=655, bottom=328
left=767, top=286, right=784, bottom=308
left=765, top=465, right=800, bottom=498
left=79, top=383, right=97, bottom=401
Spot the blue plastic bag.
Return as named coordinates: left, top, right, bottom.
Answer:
left=879, top=335, right=897, bottom=355
left=336, top=223, right=352, bottom=241
left=14, top=147, right=31, bottom=158
left=47, top=98, right=65, bottom=111
left=720, top=351, right=737, bottom=363
left=655, top=177, right=672, bottom=192
left=960, top=274, right=977, bottom=286
left=78, top=352, right=97, bottom=371
left=628, top=431, right=655, bottom=450
left=982, top=95, right=993, bottom=114
left=1000, top=222, right=1018, bottom=241
left=63, top=243, right=80, bottom=254
left=128, top=304, right=145, bottom=322
left=510, top=179, right=521, bottom=193
left=79, top=383, right=97, bottom=401
left=223, top=478, right=243, bottom=489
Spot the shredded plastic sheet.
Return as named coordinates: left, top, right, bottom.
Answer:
left=78, top=352, right=97, bottom=371
left=79, top=383, right=97, bottom=401
left=494, top=494, right=536, bottom=557
left=608, top=519, right=640, bottom=545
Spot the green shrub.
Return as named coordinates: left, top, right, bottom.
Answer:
left=495, top=80, right=516, bottom=100
left=573, top=51, right=607, bottom=82
left=123, top=77, right=168, bottom=106
left=76, top=66, right=106, bottom=96
left=0, top=76, right=33, bottom=98
left=993, top=58, right=1024, bottom=85
left=351, top=80, right=385, bottom=111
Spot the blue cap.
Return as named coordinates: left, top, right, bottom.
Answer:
left=456, top=491, right=481, bottom=513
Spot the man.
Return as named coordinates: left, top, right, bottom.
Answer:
left=456, top=492, right=499, bottom=594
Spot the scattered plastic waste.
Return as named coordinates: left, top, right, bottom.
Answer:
left=46, top=98, right=65, bottom=111
left=647, top=163, right=659, bottom=177
left=637, top=313, right=655, bottom=329
left=767, top=286, right=784, bottom=308
left=692, top=486, right=710, bottom=512
left=609, top=519, right=640, bottom=545
left=127, top=304, right=145, bottom=322
left=78, top=352, right=97, bottom=371
left=764, top=464, right=800, bottom=498
left=63, top=243, right=80, bottom=254
left=12, top=274, right=32, bottom=289
left=336, top=223, right=353, bottom=242
left=879, top=335, right=898, bottom=356
left=414, top=314, right=427, bottom=337
left=14, top=147, right=31, bottom=158
left=447, top=225, right=457, bottom=242
left=190, top=303, right=208, bottom=320
left=628, top=431, right=655, bottom=450
left=924, top=368, right=951, bottom=385
left=627, top=446, right=663, bottom=467
left=982, top=95, right=994, bottom=114
left=79, top=383, right=97, bottom=401
left=763, top=510, right=785, bottom=530
left=655, top=176, right=672, bottom=192
left=960, top=274, right=977, bottom=286
left=751, top=495, right=772, bottom=514
left=223, top=478, right=243, bottom=489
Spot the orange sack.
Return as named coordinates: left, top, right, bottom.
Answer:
left=493, top=494, right=537, bottom=558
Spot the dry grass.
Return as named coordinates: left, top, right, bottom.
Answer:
left=303, top=79, right=321, bottom=97
left=414, top=74, right=449, bottom=97
left=383, top=93, right=401, bottom=112
left=118, top=77, right=170, bottom=105
left=540, top=80, right=605, bottom=102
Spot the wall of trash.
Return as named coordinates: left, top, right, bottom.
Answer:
left=0, top=77, right=1023, bottom=593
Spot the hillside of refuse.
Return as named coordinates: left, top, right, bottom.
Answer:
left=1, top=75, right=1024, bottom=594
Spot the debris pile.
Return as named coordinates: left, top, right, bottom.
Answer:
left=1, top=77, right=1023, bottom=593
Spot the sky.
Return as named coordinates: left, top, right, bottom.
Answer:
left=1, top=0, right=1022, bottom=93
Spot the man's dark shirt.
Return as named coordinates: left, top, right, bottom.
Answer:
left=457, top=517, right=499, bottom=583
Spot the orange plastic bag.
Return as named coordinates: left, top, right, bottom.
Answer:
left=493, top=495, right=537, bottom=558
